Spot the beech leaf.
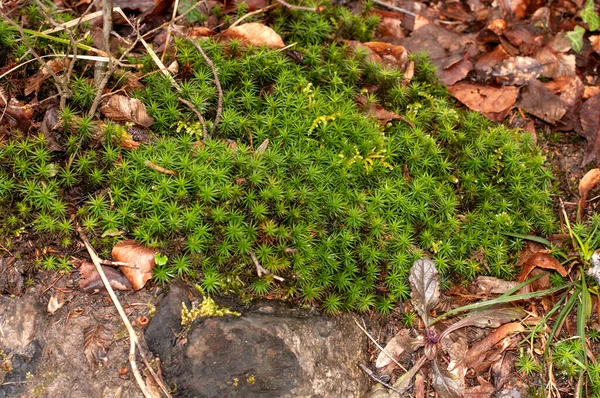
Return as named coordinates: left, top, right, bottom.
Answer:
left=101, top=95, right=154, bottom=127
left=409, top=258, right=440, bottom=325
left=112, top=240, right=157, bottom=290
left=220, top=23, right=284, bottom=48
left=78, top=261, right=133, bottom=292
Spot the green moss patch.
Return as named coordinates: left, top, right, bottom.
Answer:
left=0, top=7, right=555, bottom=313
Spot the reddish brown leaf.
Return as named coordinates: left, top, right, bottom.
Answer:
left=448, top=83, right=518, bottom=114
left=83, top=324, right=112, bottom=367
left=466, top=322, right=523, bottom=373
left=101, top=95, right=154, bottom=127
left=544, top=76, right=583, bottom=109
left=79, top=261, right=133, bottom=292
left=580, top=94, right=600, bottom=165
left=0, top=89, right=34, bottom=132
left=220, top=23, right=284, bottom=48
left=578, top=168, right=600, bottom=222
left=112, top=240, right=157, bottom=290
left=363, top=42, right=410, bottom=71
left=518, top=79, right=566, bottom=124
left=438, top=58, right=473, bottom=86
left=590, top=35, right=600, bottom=54
left=377, top=16, right=405, bottom=41
left=518, top=252, right=568, bottom=283
left=188, top=26, right=215, bottom=39
left=535, top=44, right=576, bottom=79
left=463, top=377, right=495, bottom=398
left=475, top=45, right=510, bottom=73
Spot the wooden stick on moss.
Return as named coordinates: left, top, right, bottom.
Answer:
left=76, top=225, right=154, bottom=398
left=249, top=250, right=284, bottom=282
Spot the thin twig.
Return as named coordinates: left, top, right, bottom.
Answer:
left=144, top=160, right=178, bottom=176
left=229, top=4, right=278, bottom=28
left=249, top=250, right=284, bottom=282
left=94, top=0, right=114, bottom=87
left=173, top=31, right=222, bottom=131
left=76, top=225, right=154, bottom=398
left=160, top=0, right=180, bottom=62
left=358, top=363, right=403, bottom=394
left=275, top=0, right=316, bottom=12
left=353, top=318, right=408, bottom=372
left=178, top=97, right=208, bottom=141
left=372, top=0, right=462, bottom=25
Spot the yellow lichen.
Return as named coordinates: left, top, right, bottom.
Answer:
left=181, top=297, right=240, bottom=326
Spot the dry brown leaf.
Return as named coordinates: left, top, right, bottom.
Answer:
left=188, top=26, right=216, bottom=39
left=490, top=351, right=515, bottom=390
left=47, top=292, right=66, bottom=315
left=578, top=169, right=600, bottom=222
left=583, top=86, right=600, bottom=99
left=543, top=76, right=583, bottom=109
left=590, top=35, right=600, bottom=54
left=363, top=42, right=410, bottom=70
left=475, top=45, right=510, bottom=72
left=377, top=17, right=404, bottom=40
left=112, top=240, right=157, bottom=290
left=83, top=324, right=112, bottom=367
left=472, top=276, right=518, bottom=296
left=517, top=252, right=568, bottom=284
left=376, top=329, right=416, bottom=368
left=580, top=94, right=600, bottom=166
left=438, top=58, right=473, bottom=86
left=0, top=90, right=34, bottom=132
left=534, top=47, right=576, bottom=79
left=101, top=95, right=154, bottom=127
left=79, top=260, right=133, bottom=292
left=442, top=329, right=468, bottom=391
left=518, top=79, right=566, bottom=124
left=24, top=58, right=69, bottom=96
left=465, top=322, right=523, bottom=373
left=463, top=377, right=495, bottom=398
left=492, top=56, right=542, bottom=85
left=220, top=23, right=284, bottom=48
left=448, top=83, right=518, bottom=114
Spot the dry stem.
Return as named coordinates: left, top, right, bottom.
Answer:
left=249, top=251, right=284, bottom=282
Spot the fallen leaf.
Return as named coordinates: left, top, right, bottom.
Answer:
left=376, top=329, right=417, bottom=368
left=363, top=42, right=410, bottom=70
left=474, top=45, right=510, bottom=73
left=47, top=292, right=66, bottom=315
left=578, top=168, right=600, bottom=222
left=255, top=138, right=269, bottom=156
left=438, top=58, right=473, bottom=86
left=101, top=95, right=154, bottom=127
left=409, top=258, right=440, bottom=325
left=112, top=240, right=157, bottom=290
left=490, top=351, right=515, bottom=390
left=492, top=56, right=542, bottom=85
left=463, top=377, right=495, bottom=398
left=472, top=276, right=518, bottom=296
left=517, top=252, right=568, bottom=284
left=583, top=86, right=600, bottom=99
left=188, top=26, right=216, bottom=39
left=465, top=322, right=524, bottom=372
left=356, top=94, right=414, bottom=126
left=441, top=307, right=525, bottom=341
left=580, top=94, right=600, bottom=166
left=431, top=358, right=461, bottom=398
left=24, top=58, right=69, bottom=96
left=448, top=83, right=518, bottom=114
left=544, top=76, right=583, bottom=109
left=442, top=329, right=468, bottom=391
left=0, top=89, right=34, bottom=132
left=535, top=47, right=576, bottom=79
left=518, top=79, right=566, bottom=124
left=83, top=324, right=112, bottom=367
left=220, top=23, right=284, bottom=48
left=377, top=17, right=404, bottom=40
left=79, top=261, right=133, bottom=292
left=591, top=35, right=600, bottom=54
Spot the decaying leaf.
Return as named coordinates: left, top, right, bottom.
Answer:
left=517, top=252, right=568, bottom=283
left=465, top=322, right=524, bottom=373
left=431, top=358, right=461, bottom=398
left=0, top=89, right=34, bottom=132
left=47, top=292, right=67, bottom=315
left=518, top=79, right=566, bottom=124
left=101, top=95, right=154, bottom=127
left=24, top=58, right=69, bottom=96
left=438, top=57, right=473, bottom=86
left=591, top=35, right=600, bottom=54
left=441, top=329, right=467, bottom=391
left=441, top=307, right=525, bottom=340
left=255, top=138, right=269, bottom=156
left=220, top=23, right=284, bottom=48
left=448, top=83, right=518, bottom=115
left=79, top=260, right=133, bottom=292
left=463, top=377, right=495, bottom=398
left=376, top=329, right=418, bottom=368
left=534, top=47, right=576, bottom=79
left=578, top=168, right=600, bottom=222
left=491, top=56, right=542, bottom=85
left=83, top=324, right=112, bottom=367
left=112, top=240, right=157, bottom=290
left=472, top=276, right=518, bottom=296
left=409, top=258, right=440, bottom=325
left=580, top=94, right=600, bottom=166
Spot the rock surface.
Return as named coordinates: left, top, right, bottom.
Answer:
left=145, top=283, right=370, bottom=398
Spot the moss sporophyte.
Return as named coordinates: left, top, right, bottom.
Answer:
left=0, top=6, right=555, bottom=313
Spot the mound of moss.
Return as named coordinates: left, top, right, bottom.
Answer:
left=0, top=6, right=555, bottom=313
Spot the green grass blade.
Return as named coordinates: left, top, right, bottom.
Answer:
left=544, top=287, right=580, bottom=359
left=503, top=232, right=552, bottom=247
left=498, top=271, right=548, bottom=299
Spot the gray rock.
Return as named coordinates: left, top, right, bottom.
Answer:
left=146, top=283, right=370, bottom=398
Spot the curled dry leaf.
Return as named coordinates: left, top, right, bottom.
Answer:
left=24, top=58, right=69, bottom=96
left=409, top=258, right=440, bottom=325
left=578, top=168, right=600, bottom=222
left=463, top=377, right=495, bottom=398
left=101, top=95, right=154, bottom=127
left=472, top=276, right=518, bottom=296
left=580, top=94, right=600, bottom=166
left=441, top=307, right=526, bottom=341
left=431, top=358, right=461, bottom=398
left=220, top=23, right=284, bottom=48
left=376, top=329, right=417, bottom=368
left=465, top=322, right=524, bottom=373
left=441, top=329, right=468, bottom=391
left=79, top=260, right=133, bottom=292
left=83, top=324, right=112, bottom=367
left=517, top=252, right=568, bottom=284
left=112, top=240, right=157, bottom=290
left=47, top=292, right=66, bottom=315
left=0, top=89, right=34, bottom=132
left=448, top=83, right=518, bottom=115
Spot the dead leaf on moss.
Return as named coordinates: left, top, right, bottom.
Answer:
left=188, top=26, right=215, bottom=39
left=101, top=95, right=154, bottom=127
left=580, top=94, right=600, bottom=166
left=0, top=89, right=34, bottom=132
left=438, top=57, right=473, bottom=86
left=220, top=23, right=284, bottom=48
left=78, top=261, right=133, bottom=292
left=83, top=324, right=112, bottom=367
left=24, top=58, right=69, bottom=96
left=448, top=83, right=518, bottom=114
left=578, top=168, right=600, bottom=222
left=518, top=79, right=566, bottom=124
left=363, top=42, right=410, bottom=70
left=492, top=56, right=542, bottom=85
left=112, top=240, right=157, bottom=290
left=465, top=322, right=523, bottom=373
